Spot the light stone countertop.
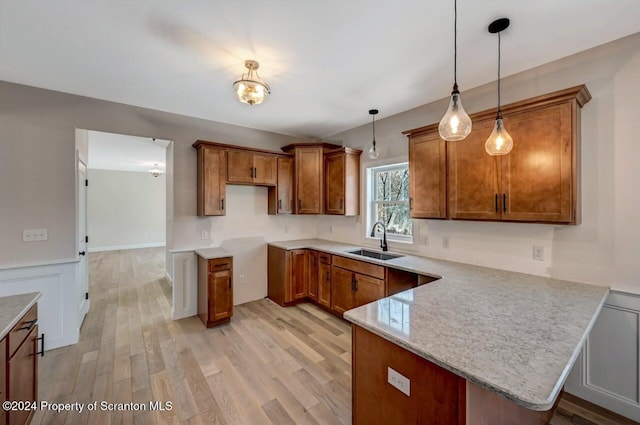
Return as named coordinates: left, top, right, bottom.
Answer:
left=194, top=247, right=231, bottom=260
left=0, top=292, right=42, bottom=340
left=268, top=238, right=609, bottom=411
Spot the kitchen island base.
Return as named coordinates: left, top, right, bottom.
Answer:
left=353, top=325, right=557, bottom=425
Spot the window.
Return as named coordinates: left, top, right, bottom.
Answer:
left=367, top=162, right=412, bottom=243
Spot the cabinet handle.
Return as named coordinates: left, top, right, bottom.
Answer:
left=19, top=319, right=37, bottom=331
left=253, top=167, right=257, bottom=178
left=221, top=198, right=225, bottom=210
left=503, top=194, right=507, bottom=213
left=495, top=194, right=498, bottom=213
left=36, top=333, right=45, bottom=357
left=313, top=256, right=316, bottom=266
left=339, top=199, right=343, bottom=210
left=326, top=271, right=330, bottom=281
left=278, top=199, right=282, bottom=210
left=409, top=198, right=413, bottom=210
left=351, top=274, right=357, bottom=292
left=298, top=199, right=302, bottom=210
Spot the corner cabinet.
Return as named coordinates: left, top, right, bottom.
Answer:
left=405, top=85, right=591, bottom=224
left=197, top=256, right=233, bottom=327
left=324, top=147, right=362, bottom=216
left=281, top=142, right=341, bottom=214
left=196, top=145, right=227, bottom=216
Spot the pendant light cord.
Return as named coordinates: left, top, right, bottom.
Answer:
left=497, top=31, right=502, bottom=117
left=372, top=114, right=376, bottom=147
left=454, top=0, right=458, bottom=87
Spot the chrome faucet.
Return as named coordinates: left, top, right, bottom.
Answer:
left=370, top=221, right=388, bottom=252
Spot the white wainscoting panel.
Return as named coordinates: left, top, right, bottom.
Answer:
left=169, top=251, right=197, bottom=320
left=565, top=290, right=640, bottom=421
left=0, top=261, right=80, bottom=350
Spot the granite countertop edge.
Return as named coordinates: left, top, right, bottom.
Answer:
left=194, top=247, right=231, bottom=260
left=0, top=292, right=42, bottom=340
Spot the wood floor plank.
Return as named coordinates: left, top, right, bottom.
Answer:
left=34, top=248, right=635, bottom=425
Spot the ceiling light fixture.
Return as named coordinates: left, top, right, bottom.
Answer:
left=485, top=18, right=513, bottom=156
left=149, top=163, right=163, bottom=178
left=439, top=0, right=472, bottom=142
left=368, top=109, right=379, bottom=159
left=233, top=60, right=270, bottom=105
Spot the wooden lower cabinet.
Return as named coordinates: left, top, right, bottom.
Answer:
left=3, top=304, right=39, bottom=425
left=290, top=250, right=308, bottom=301
left=353, top=325, right=558, bottom=425
left=331, top=267, right=355, bottom=315
left=354, top=274, right=385, bottom=308
left=197, top=256, right=233, bottom=327
left=1, top=336, right=5, bottom=425
left=267, top=246, right=307, bottom=306
left=318, top=253, right=332, bottom=308
left=307, top=250, right=319, bottom=301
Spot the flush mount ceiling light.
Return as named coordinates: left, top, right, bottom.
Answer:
left=368, top=109, right=379, bottom=159
left=439, top=0, right=472, bottom=141
left=149, top=163, right=163, bottom=178
left=485, top=18, right=514, bottom=156
left=233, top=60, right=271, bottom=105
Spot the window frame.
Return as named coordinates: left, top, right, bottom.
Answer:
left=363, top=158, right=414, bottom=247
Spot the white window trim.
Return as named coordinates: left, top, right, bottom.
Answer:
left=361, top=156, right=416, bottom=251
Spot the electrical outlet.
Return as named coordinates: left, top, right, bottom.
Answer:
left=387, top=367, right=410, bottom=396
left=419, top=235, right=429, bottom=246
left=329, top=226, right=333, bottom=234
left=443, top=236, right=450, bottom=249
left=201, top=230, right=208, bottom=240
left=239, top=275, right=245, bottom=284
left=22, top=229, right=48, bottom=242
left=533, top=245, right=544, bottom=261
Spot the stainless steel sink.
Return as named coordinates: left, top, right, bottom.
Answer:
left=348, top=249, right=404, bottom=261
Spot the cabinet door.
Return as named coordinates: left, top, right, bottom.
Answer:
left=277, top=157, right=294, bottom=213
left=0, top=337, right=5, bottom=425
left=227, top=150, right=254, bottom=184
left=210, top=270, right=233, bottom=322
left=318, top=262, right=332, bottom=308
left=409, top=132, right=447, bottom=218
left=8, top=326, right=37, bottom=425
left=501, top=103, right=575, bottom=223
left=253, top=154, right=277, bottom=186
left=290, top=249, right=308, bottom=301
left=296, top=147, right=323, bottom=214
left=325, top=153, right=345, bottom=214
left=198, top=147, right=227, bottom=216
left=447, top=119, right=502, bottom=220
left=308, top=250, right=319, bottom=301
left=354, top=274, right=385, bottom=308
left=331, top=267, right=355, bottom=315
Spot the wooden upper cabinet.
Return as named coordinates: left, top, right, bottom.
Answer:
left=324, top=148, right=362, bottom=216
left=197, top=146, right=226, bottom=216
left=447, top=118, right=502, bottom=221
left=227, top=150, right=277, bottom=186
left=405, top=131, right=447, bottom=219
left=281, top=142, right=341, bottom=214
left=268, top=156, right=294, bottom=214
left=407, top=85, right=590, bottom=225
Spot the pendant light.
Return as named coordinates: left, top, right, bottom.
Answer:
left=368, top=109, right=379, bottom=159
left=439, top=0, right=472, bottom=141
left=233, top=60, right=271, bottom=105
left=149, top=163, right=163, bottom=178
left=485, top=18, right=513, bottom=156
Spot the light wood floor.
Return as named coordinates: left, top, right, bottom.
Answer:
left=31, top=248, right=637, bottom=425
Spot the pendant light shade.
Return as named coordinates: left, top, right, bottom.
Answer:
left=368, top=109, right=379, bottom=159
left=439, top=0, right=472, bottom=141
left=485, top=18, right=513, bottom=156
left=233, top=60, right=270, bottom=105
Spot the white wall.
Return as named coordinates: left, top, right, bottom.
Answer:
left=321, top=32, right=640, bottom=294
left=87, top=169, right=166, bottom=251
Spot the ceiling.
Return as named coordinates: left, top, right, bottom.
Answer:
left=1, top=1, right=639, bottom=139
left=88, top=130, right=170, bottom=173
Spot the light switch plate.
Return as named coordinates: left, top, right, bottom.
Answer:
left=387, top=367, right=410, bottom=396
left=23, top=228, right=48, bottom=242
left=533, top=245, right=544, bottom=261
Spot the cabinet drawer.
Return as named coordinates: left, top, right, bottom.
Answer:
left=8, top=304, right=37, bottom=359
left=209, top=257, right=232, bottom=272
left=318, top=252, right=331, bottom=264
left=333, top=256, right=385, bottom=280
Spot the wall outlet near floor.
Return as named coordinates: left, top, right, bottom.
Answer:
left=201, top=230, right=208, bottom=240
left=239, top=275, right=245, bottom=284
left=387, top=367, right=410, bottom=396
left=533, top=245, right=544, bottom=261
left=328, top=225, right=333, bottom=234
left=419, top=235, right=429, bottom=246
left=442, top=236, right=450, bottom=249
left=22, top=228, right=48, bottom=242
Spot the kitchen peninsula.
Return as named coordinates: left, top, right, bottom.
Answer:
left=268, top=239, right=609, bottom=424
